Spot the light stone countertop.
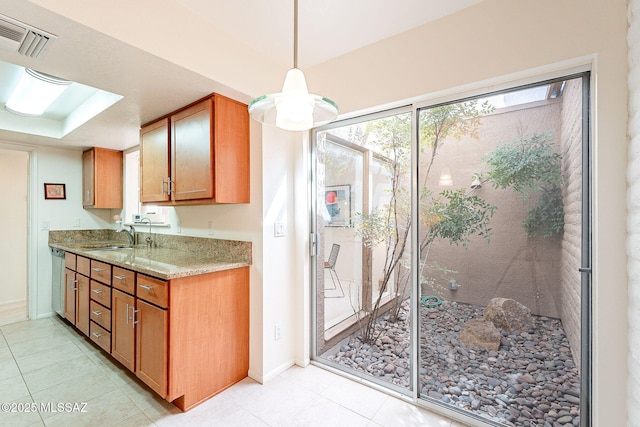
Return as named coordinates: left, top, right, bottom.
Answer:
left=49, top=230, right=252, bottom=280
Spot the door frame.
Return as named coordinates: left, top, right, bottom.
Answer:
left=310, top=66, right=593, bottom=427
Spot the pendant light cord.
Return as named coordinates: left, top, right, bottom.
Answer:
left=293, top=0, right=298, bottom=69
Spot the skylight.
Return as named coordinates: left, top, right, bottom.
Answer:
left=0, top=60, right=123, bottom=139
left=480, top=85, right=556, bottom=110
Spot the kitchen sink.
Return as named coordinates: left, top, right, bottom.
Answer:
left=85, top=245, right=133, bottom=251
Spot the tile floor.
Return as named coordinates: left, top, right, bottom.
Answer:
left=0, top=316, right=466, bottom=427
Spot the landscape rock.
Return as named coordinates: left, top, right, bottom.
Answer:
left=484, top=297, right=534, bottom=333
left=322, top=299, right=580, bottom=425
left=459, top=318, right=502, bottom=351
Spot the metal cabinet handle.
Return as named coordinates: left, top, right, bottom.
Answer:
left=125, top=303, right=131, bottom=325
left=92, top=332, right=103, bottom=338
left=92, top=267, right=105, bottom=272
left=113, top=275, right=126, bottom=280
left=68, top=278, right=78, bottom=291
left=168, top=178, right=174, bottom=195
left=91, top=289, right=104, bottom=294
left=139, top=284, right=154, bottom=290
left=133, top=309, right=140, bottom=326
left=91, top=310, right=102, bottom=316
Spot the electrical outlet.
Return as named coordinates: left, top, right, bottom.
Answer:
left=207, top=220, right=214, bottom=235
left=274, top=324, right=282, bottom=341
left=73, top=218, right=80, bottom=228
left=41, top=220, right=49, bottom=230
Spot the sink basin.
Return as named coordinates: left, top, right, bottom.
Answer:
left=86, top=245, right=133, bottom=251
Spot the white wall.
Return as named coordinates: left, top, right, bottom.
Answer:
left=0, top=142, right=114, bottom=321
left=33, top=146, right=114, bottom=317
left=307, top=0, right=628, bottom=425
left=0, top=148, right=28, bottom=323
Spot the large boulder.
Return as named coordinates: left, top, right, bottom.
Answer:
left=459, top=318, right=502, bottom=351
left=484, top=297, right=533, bottom=333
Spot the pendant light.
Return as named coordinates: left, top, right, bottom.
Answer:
left=248, top=0, right=338, bottom=131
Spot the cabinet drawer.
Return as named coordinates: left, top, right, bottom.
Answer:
left=90, top=260, right=111, bottom=285
left=77, top=256, right=91, bottom=277
left=90, top=280, right=112, bottom=308
left=137, top=274, right=168, bottom=308
left=90, top=301, right=111, bottom=331
left=64, top=253, right=76, bottom=270
left=112, top=267, right=135, bottom=294
left=90, top=321, right=111, bottom=353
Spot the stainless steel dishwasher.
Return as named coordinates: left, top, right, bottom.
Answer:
left=51, top=247, right=65, bottom=318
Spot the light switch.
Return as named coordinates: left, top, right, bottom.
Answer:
left=274, top=222, right=285, bottom=237
left=41, top=220, right=50, bottom=230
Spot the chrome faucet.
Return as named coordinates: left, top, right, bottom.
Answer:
left=116, top=224, right=135, bottom=245
left=139, top=217, right=153, bottom=248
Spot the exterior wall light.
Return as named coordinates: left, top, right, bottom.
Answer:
left=438, top=168, right=453, bottom=186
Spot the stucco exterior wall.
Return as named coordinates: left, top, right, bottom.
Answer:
left=425, top=99, right=563, bottom=318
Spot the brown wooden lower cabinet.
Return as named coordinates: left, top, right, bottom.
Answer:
left=111, top=289, right=168, bottom=397
left=136, top=299, right=168, bottom=397
left=111, top=289, right=135, bottom=371
left=64, top=268, right=76, bottom=324
left=64, top=268, right=90, bottom=337
left=62, top=252, right=249, bottom=412
left=168, top=267, right=250, bottom=411
left=90, top=321, right=111, bottom=352
left=76, top=274, right=90, bottom=336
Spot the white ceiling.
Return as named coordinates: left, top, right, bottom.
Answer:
left=0, top=0, right=481, bottom=151
left=177, top=0, right=482, bottom=69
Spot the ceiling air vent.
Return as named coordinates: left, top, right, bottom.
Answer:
left=0, top=13, right=57, bottom=59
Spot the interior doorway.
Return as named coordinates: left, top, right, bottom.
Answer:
left=0, top=148, right=29, bottom=325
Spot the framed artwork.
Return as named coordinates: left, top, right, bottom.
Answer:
left=44, top=183, right=66, bottom=200
left=325, top=184, right=351, bottom=227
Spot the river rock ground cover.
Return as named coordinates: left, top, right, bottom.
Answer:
left=322, top=299, right=580, bottom=427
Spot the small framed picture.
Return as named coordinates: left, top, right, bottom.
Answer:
left=325, top=184, right=351, bottom=227
left=44, top=183, right=66, bottom=200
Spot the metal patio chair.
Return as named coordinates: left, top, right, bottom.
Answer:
left=324, top=243, right=345, bottom=298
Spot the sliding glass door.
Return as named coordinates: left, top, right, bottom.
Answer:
left=312, top=74, right=590, bottom=426
left=313, top=108, right=413, bottom=392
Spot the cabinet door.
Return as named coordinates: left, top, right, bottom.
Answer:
left=136, top=299, right=168, bottom=397
left=82, top=148, right=123, bottom=208
left=82, top=149, right=95, bottom=206
left=212, top=94, right=250, bottom=203
left=94, top=148, right=123, bottom=208
left=76, top=275, right=90, bottom=336
left=171, top=100, right=213, bottom=201
left=111, top=290, right=136, bottom=372
left=64, top=269, right=77, bottom=323
left=140, top=119, right=170, bottom=203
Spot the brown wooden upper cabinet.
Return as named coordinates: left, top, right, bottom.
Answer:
left=140, top=93, right=250, bottom=205
left=82, top=147, right=123, bottom=209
